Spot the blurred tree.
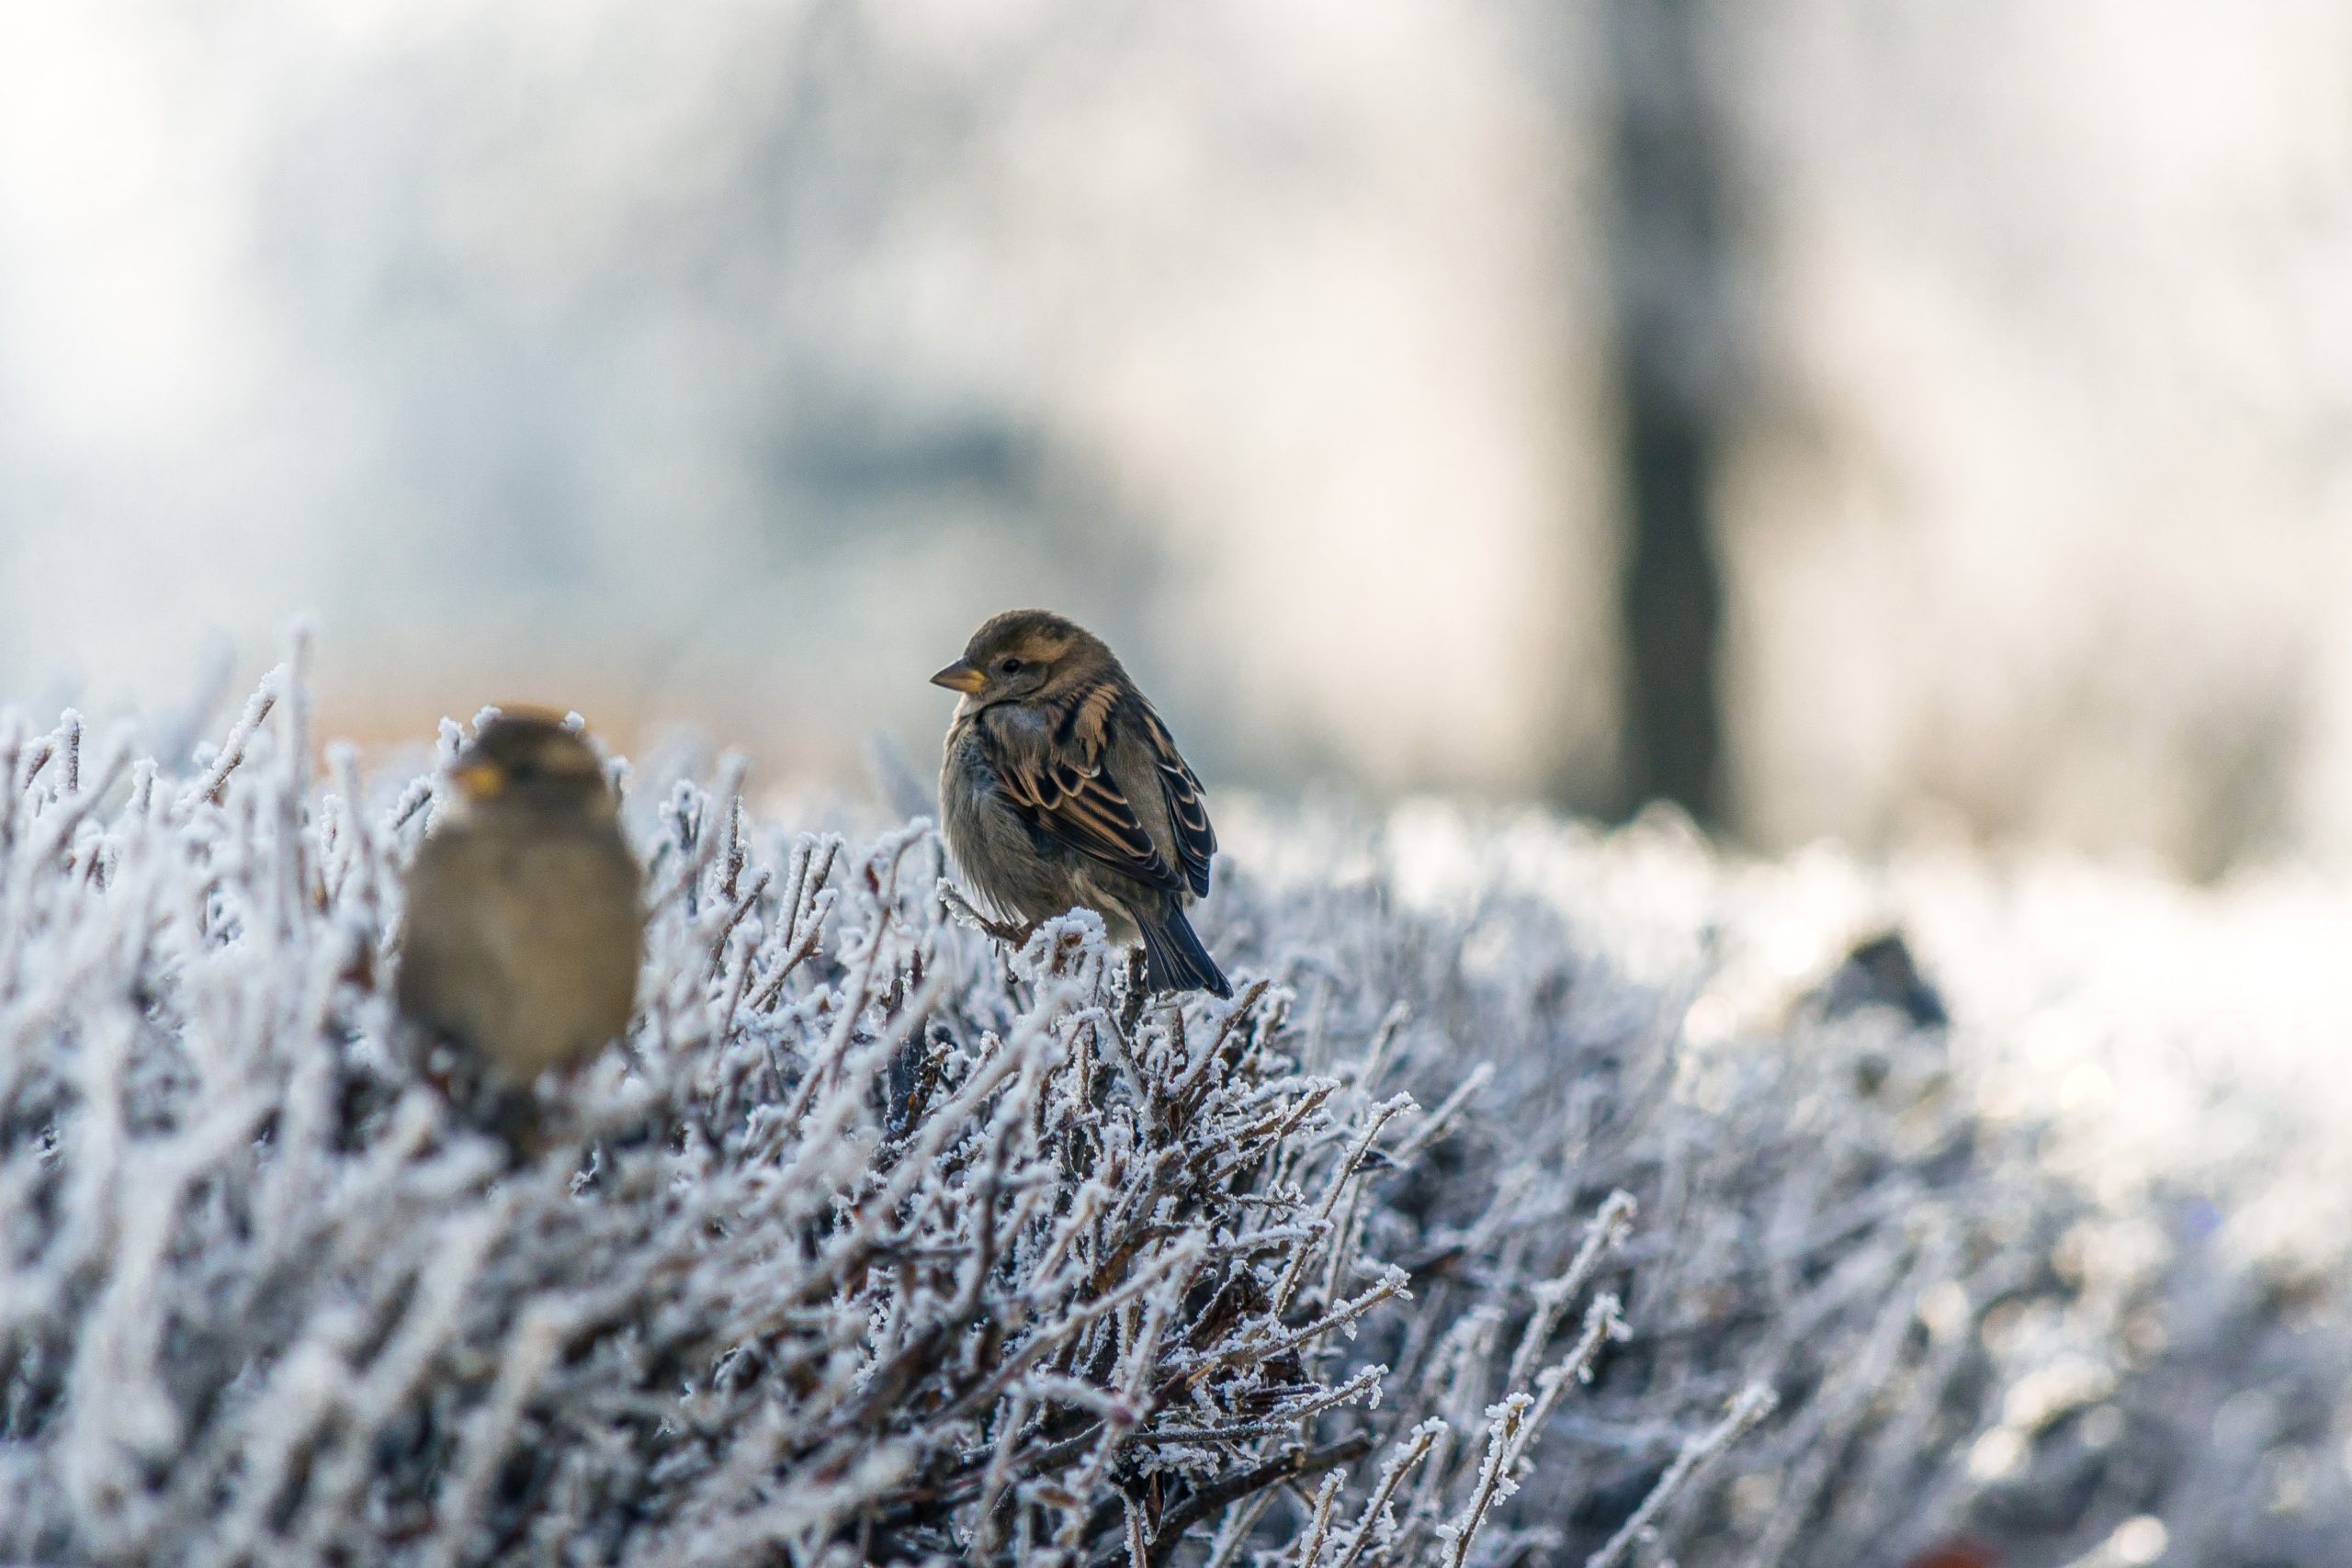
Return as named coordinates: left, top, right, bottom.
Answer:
left=1605, top=0, right=1734, bottom=827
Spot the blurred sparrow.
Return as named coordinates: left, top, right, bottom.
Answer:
left=933, top=609, right=1231, bottom=998
left=397, top=712, right=644, bottom=1140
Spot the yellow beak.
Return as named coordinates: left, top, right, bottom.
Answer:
left=930, top=660, right=987, bottom=694
left=453, top=761, right=507, bottom=799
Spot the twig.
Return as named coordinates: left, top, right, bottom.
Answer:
left=1586, top=1385, right=1779, bottom=1568
left=1144, top=1437, right=1374, bottom=1568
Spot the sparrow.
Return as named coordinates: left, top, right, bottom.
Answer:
left=933, top=609, right=1231, bottom=998
left=396, top=711, right=644, bottom=1141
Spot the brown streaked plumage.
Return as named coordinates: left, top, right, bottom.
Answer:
left=933, top=609, right=1230, bottom=998
left=397, top=712, right=644, bottom=1140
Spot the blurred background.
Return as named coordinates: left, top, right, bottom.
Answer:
left=4, top=0, right=2349, bottom=876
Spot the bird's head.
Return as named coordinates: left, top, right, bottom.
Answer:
left=447, top=710, right=616, bottom=820
left=931, top=609, right=1115, bottom=706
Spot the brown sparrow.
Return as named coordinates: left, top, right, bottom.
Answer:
left=933, top=610, right=1231, bottom=998
left=397, top=712, right=644, bottom=1138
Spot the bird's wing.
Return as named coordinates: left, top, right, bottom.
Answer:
left=988, top=685, right=1185, bottom=897
left=1138, top=704, right=1216, bottom=898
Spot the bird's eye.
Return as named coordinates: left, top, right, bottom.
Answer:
left=999, top=657, right=1025, bottom=674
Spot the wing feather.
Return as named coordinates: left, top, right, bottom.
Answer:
left=988, top=689, right=1183, bottom=896
left=1141, top=706, right=1216, bottom=897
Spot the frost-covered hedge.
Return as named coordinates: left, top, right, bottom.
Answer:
left=1, top=660, right=2280, bottom=1566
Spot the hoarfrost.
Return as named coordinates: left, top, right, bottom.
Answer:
left=1, top=668, right=2327, bottom=1564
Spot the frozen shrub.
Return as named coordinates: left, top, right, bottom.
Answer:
left=3, top=659, right=2268, bottom=1566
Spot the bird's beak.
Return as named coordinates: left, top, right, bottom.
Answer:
left=930, top=660, right=987, bottom=694
left=453, top=761, right=507, bottom=800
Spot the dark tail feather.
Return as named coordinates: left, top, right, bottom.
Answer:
left=1136, top=905, right=1231, bottom=998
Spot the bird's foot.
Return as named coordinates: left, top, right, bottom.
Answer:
left=939, top=883, right=1035, bottom=948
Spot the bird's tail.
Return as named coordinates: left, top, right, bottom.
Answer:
left=1136, top=903, right=1232, bottom=998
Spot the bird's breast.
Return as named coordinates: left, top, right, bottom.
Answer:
left=940, top=720, right=1076, bottom=922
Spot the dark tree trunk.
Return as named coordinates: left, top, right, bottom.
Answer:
left=1605, top=0, right=1733, bottom=828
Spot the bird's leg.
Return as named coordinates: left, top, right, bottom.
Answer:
left=482, top=1086, right=548, bottom=1167
left=939, top=882, right=1035, bottom=948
